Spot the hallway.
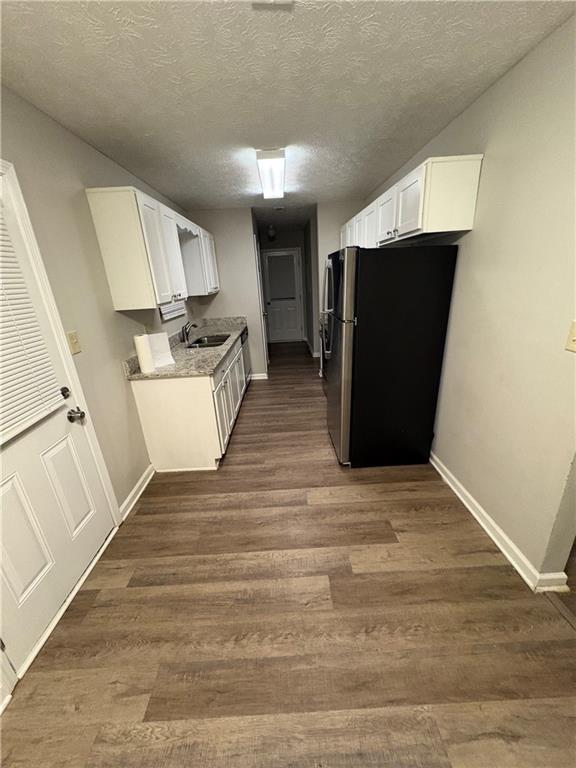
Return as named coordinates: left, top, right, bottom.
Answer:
left=2, top=343, right=575, bottom=767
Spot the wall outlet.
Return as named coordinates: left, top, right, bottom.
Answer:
left=67, top=330, right=82, bottom=355
left=565, top=321, right=576, bottom=353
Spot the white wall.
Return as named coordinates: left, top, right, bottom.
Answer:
left=1, top=87, right=193, bottom=505
left=367, top=17, right=575, bottom=574
left=187, top=208, right=267, bottom=375
left=316, top=200, right=364, bottom=311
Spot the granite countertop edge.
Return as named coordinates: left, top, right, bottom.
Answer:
left=124, top=316, right=247, bottom=381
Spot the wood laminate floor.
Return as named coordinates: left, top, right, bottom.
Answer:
left=2, top=343, right=576, bottom=767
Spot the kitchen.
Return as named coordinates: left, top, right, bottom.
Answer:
left=1, top=3, right=575, bottom=767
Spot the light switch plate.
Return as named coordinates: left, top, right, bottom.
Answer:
left=565, top=321, right=576, bottom=353
left=67, top=330, right=81, bottom=355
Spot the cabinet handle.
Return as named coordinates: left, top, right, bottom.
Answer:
left=387, top=230, right=392, bottom=236
left=393, top=228, right=399, bottom=235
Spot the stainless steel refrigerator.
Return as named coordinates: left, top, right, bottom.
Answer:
left=320, top=245, right=458, bottom=466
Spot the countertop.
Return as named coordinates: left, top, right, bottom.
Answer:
left=124, top=316, right=247, bottom=381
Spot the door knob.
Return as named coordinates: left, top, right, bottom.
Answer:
left=67, top=407, right=86, bottom=423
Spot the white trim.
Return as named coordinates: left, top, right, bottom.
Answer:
left=430, top=452, right=568, bottom=592
left=0, top=693, right=13, bottom=716
left=14, top=524, right=118, bottom=678
left=119, top=464, right=154, bottom=520
left=0, top=161, right=120, bottom=524
left=305, top=337, right=320, bottom=358
left=250, top=373, right=269, bottom=380
left=155, top=466, right=218, bottom=473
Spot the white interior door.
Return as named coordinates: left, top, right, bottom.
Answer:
left=262, top=249, right=304, bottom=343
left=0, top=165, right=115, bottom=675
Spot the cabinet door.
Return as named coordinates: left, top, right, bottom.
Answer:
left=396, top=165, right=425, bottom=237
left=207, top=234, right=220, bottom=292
left=136, top=194, right=173, bottom=304
left=364, top=204, right=377, bottom=248
left=214, top=380, right=230, bottom=452
left=230, top=354, right=242, bottom=414
left=345, top=220, right=354, bottom=247
left=200, top=231, right=219, bottom=294
left=340, top=226, right=346, bottom=249
left=159, top=205, right=188, bottom=300
left=236, top=348, right=246, bottom=397
left=376, top=186, right=398, bottom=244
left=353, top=214, right=363, bottom=247
left=224, top=374, right=235, bottom=432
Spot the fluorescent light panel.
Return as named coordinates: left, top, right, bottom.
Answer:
left=256, top=149, right=285, bottom=199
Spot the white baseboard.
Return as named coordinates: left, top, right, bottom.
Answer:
left=0, top=693, right=13, bottom=716
left=430, top=452, right=568, bottom=593
left=250, top=373, right=269, bottom=380
left=155, top=465, right=218, bottom=472
left=119, top=463, right=154, bottom=521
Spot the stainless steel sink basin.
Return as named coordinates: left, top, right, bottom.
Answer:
left=187, top=333, right=230, bottom=349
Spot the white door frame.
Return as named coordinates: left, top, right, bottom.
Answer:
left=261, top=247, right=305, bottom=343
left=252, top=233, right=269, bottom=371
left=0, top=161, right=120, bottom=526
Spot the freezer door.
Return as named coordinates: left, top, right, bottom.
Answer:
left=326, top=315, right=354, bottom=464
left=330, top=247, right=357, bottom=322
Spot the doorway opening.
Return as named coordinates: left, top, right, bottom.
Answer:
left=251, top=205, right=319, bottom=365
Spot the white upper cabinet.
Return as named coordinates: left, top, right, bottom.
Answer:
left=342, top=155, right=483, bottom=250
left=363, top=203, right=378, bottom=248
left=136, top=193, right=173, bottom=304
left=159, top=205, right=188, bottom=301
left=353, top=214, right=364, bottom=247
left=180, top=223, right=220, bottom=297
left=86, top=186, right=219, bottom=310
left=345, top=219, right=354, bottom=247
left=377, top=155, right=483, bottom=245
left=376, top=185, right=398, bottom=244
left=200, top=230, right=220, bottom=294
left=396, top=165, right=425, bottom=238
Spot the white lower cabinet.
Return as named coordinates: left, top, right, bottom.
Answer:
left=214, top=378, right=231, bottom=452
left=131, top=339, right=249, bottom=471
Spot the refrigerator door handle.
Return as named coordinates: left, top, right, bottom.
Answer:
left=322, top=259, right=334, bottom=315
left=324, top=313, right=333, bottom=359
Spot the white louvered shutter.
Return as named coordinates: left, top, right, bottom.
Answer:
left=0, top=202, right=63, bottom=444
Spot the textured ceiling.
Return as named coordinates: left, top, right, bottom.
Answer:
left=2, top=1, right=574, bottom=210
left=253, top=204, right=316, bottom=228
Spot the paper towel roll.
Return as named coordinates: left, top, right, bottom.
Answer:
left=134, top=334, right=155, bottom=374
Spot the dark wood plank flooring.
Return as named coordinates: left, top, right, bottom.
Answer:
left=2, top=342, right=576, bottom=767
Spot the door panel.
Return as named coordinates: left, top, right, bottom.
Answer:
left=364, top=205, right=377, bottom=248
left=262, top=250, right=304, bottom=342
left=159, top=206, right=187, bottom=300
left=1, top=474, right=54, bottom=603
left=377, top=186, right=398, bottom=243
left=397, top=166, right=425, bottom=236
left=137, top=195, right=172, bottom=304
left=326, top=314, right=343, bottom=453
left=214, top=381, right=229, bottom=452
left=42, top=435, right=95, bottom=538
left=1, top=168, right=114, bottom=673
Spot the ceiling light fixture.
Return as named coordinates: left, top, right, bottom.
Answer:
left=256, top=149, right=285, bottom=199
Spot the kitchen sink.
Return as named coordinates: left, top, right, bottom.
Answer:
left=187, top=334, right=230, bottom=349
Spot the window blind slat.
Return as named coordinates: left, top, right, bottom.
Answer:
left=0, top=202, right=62, bottom=444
